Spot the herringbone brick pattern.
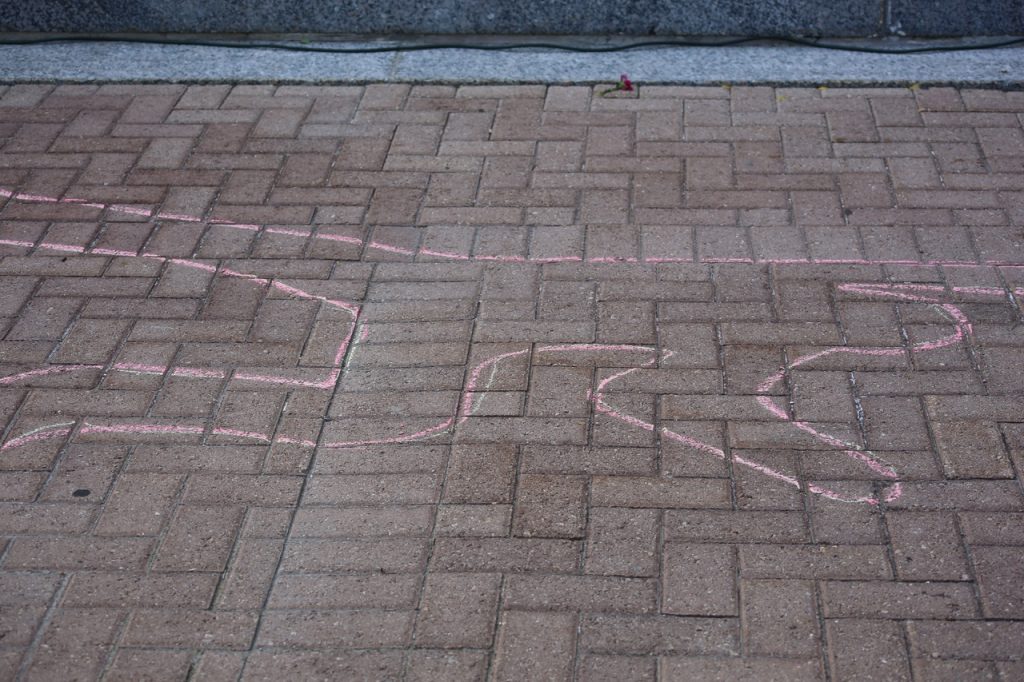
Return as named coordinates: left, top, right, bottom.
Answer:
left=0, top=82, right=1022, bottom=680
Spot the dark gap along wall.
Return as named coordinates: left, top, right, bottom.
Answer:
left=0, top=0, right=1021, bottom=37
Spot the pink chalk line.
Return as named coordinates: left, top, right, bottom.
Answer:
left=0, top=335, right=918, bottom=503
left=0, top=359, right=346, bottom=392
left=321, top=340, right=913, bottom=504
left=0, top=188, right=366, bottom=450
left=0, top=188, right=362, bottom=395
left=0, top=422, right=76, bottom=451
left=584, top=346, right=893, bottom=505
left=4, top=186, right=1024, bottom=268
left=751, top=282, right=979, bottom=504
left=0, top=421, right=320, bottom=450
left=327, top=282, right=985, bottom=503
left=0, top=186, right=1012, bottom=503
left=0, top=292, right=1001, bottom=502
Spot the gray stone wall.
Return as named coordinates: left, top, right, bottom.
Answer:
left=0, top=0, right=1021, bottom=36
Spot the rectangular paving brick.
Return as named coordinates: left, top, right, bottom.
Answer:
left=22, top=388, right=153, bottom=417
left=217, top=538, right=286, bottom=609
left=970, top=546, right=1024, bottom=618
left=661, top=543, right=737, bottom=616
left=126, top=445, right=264, bottom=473
left=280, top=538, right=428, bottom=573
left=429, top=538, right=580, bottom=573
left=268, top=574, right=421, bottom=609
left=289, top=505, right=433, bottom=537
left=105, top=649, right=194, bottom=681
left=577, top=655, right=656, bottom=682
left=434, top=503, right=511, bottom=537
left=257, top=609, right=414, bottom=649
left=4, top=536, right=154, bottom=570
left=302, top=473, right=441, bottom=505
left=442, top=444, right=516, bottom=504
left=242, top=651, right=404, bottom=681
left=659, top=656, right=822, bottom=681
left=826, top=619, right=911, bottom=681
left=311, top=444, right=446, bottom=475
left=152, top=505, right=245, bottom=572
left=505, top=574, right=657, bottom=613
left=585, top=507, right=660, bottom=576
left=931, top=420, right=1015, bottom=478
left=664, top=510, right=808, bottom=543
left=454, top=417, right=588, bottom=444
left=523, top=447, right=656, bottom=475
left=93, top=473, right=182, bottom=535
left=739, top=544, right=893, bottom=579
left=404, top=650, right=489, bottom=681
left=122, top=610, right=259, bottom=650
left=907, top=621, right=1024, bottom=661
left=741, top=579, right=820, bottom=657
left=512, top=474, right=587, bottom=538
left=591, top=477, right=731, bottom=509
left=492, top=611, right=576, bottom=682
left=580, top=614, right=737, bottom=656
left=62, top=572, right=218, bottom=608
left=473, top=320, right=596, bottom=343
left=886, top=511, right=970, bottom=581
left=415, top=572, right=501, bottom=648
left=0, top=502, right=86, bottom=535
left=183, top=474, right=302, bottom=506
left=820, top=580, right=979, bottom=620
left=888, top=481, right=1024, bottom=511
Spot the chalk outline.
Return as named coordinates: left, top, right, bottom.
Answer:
left=5, top=186, right=1024, bottom=268
left=0, top=186, right=1013, bottom=504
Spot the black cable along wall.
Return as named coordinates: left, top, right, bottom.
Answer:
left=2, top=35, right=1023, bottom=55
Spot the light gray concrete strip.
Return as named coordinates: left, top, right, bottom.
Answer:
left=0, top=41, right=395, bottom=82
left=0, top=39, right=1021, bottom=86
left=393, top=44, right=1024, bottom=86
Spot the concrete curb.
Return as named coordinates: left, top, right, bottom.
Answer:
left=0, top=38, right=1022, bottom=87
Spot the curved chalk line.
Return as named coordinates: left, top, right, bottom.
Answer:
left=0, top=187, right=1007, bottom=504
left=1, top=291, right=975, bottom=506
left=5, top=186, right=1024, bottom=269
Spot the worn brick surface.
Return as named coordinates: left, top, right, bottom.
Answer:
left=1, top=83, right=1022, bottom=678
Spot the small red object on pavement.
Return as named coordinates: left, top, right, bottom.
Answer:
left=600, top=73, right=635, bottom=96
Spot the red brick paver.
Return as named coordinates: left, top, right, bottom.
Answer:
left=1, top=83, right=1023, bottom=681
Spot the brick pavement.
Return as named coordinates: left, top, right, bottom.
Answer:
left=0, top=82, right=1023, bottom=680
